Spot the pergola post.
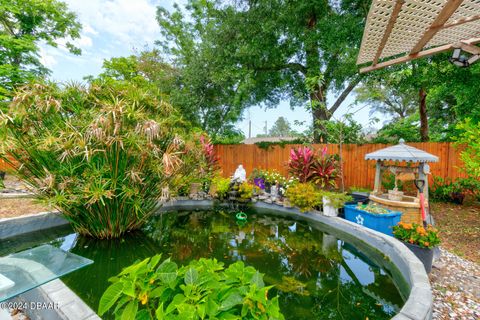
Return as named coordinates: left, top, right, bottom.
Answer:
left=373, top=160, right=382, bottom=194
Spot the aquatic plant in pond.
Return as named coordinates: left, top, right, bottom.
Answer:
left=99, top=255, right=284, bottom=319
left=0, top=81, right=200, bottom=238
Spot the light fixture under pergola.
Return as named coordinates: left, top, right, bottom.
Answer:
left=357, top=0, right=480, bottom=73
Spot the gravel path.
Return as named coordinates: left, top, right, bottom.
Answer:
left=431, top=249, right=480, bottom=320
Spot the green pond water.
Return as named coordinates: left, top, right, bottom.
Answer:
left=1, top=208, right=405, bottom=319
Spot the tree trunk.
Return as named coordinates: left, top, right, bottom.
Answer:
left=419, top=88, right=429, bottom=142
left=311, top=87, right=329, bottom=142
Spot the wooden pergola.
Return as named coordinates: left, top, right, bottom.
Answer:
left=357, top=0, right=480, bottom=73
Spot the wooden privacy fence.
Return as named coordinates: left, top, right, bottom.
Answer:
left=214, top=142, right=467, bottom=190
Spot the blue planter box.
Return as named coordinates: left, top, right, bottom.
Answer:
left=344, top=205, right=402, bottom=236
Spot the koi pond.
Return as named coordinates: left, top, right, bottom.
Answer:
left=1, top=208, right=406, bottom=319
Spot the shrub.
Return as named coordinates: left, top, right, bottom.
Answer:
left=393, top=222, right=440, bottom=249
left=285, top=183, right=322, bottom=212
left=238, top=182, right=254, bottom=200
left=210, top=176, right=231, bottom=199
left=456, top=118, right=480, bottom=179
left=98, top=255, right=285, bottom=320
left=0, top=81, right=198, bottom=239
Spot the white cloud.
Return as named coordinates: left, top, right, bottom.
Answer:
left=39, top=47, right=57, bottom=68
left=64, top=0, right=161, bottom=47
left=83, top=24, right=98, bottom=36
left=57, top=34, right=93, bottom=51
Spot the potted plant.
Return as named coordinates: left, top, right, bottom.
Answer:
left=249, top=168, right=267, bottom=192
left=320, top=191, right=353, bottom=217
left=392, top=222, right=440, bottom=273
left=344, top=203, right=402, bottom=236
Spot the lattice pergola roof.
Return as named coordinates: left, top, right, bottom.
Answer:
left=357, top=0, right=480, bottom=73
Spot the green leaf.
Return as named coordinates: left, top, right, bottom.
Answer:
left=120, top=300, right=138, bottom=320
left=205, top=297, right=219, bottom=317
left=250, top=271, right=264, bottom=288
left=155, top=302, right=164, bottom=319
left=122, top=281, right=136, bottom=297
left=98, top=281, right=124, bottom=316
left=166, top=294, right=186, bottom=314
left=219, top=292, right=243, bottom=311
left=119, top=258, right=149, bottom=276
left=148, top=254, right=162, bottom=269
left=197, top=303, right=206, bottom=319
left=185, top=267, right=199, bottom=285
left=157, top=260, right=178, bottom=284
left=136, top=309, right=151, bottom=320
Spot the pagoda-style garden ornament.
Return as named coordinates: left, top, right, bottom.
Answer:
left=365, top=139, right=439, bottom=224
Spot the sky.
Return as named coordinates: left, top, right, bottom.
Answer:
left=43, top=0, right=380, bottom=137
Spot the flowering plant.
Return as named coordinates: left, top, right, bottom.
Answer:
left=393, top=222, right=440, bottom=249
left=262, top=169, right=287, bottom=185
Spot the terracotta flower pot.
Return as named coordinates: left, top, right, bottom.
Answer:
left=404, top=242, right=434, bottom=273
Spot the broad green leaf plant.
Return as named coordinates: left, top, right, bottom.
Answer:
left=99, top=255, right=285, bottom=320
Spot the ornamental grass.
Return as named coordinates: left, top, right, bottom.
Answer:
left=0, top=81, right=202, bottom=239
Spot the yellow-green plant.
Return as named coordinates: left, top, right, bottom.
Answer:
left=0, top=81, right=199, bottom=239
left=319, top=191, right=353, bottom=209
left=238, top=182, right=254, bottom=200
left=99, top=255, right=285, bottom=319
left=211, top=176, right=231, bottom=199
left=285, top=183, right=322, bottom=212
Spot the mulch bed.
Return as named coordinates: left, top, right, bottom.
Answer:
left=430, top=201, right=480, bottom=264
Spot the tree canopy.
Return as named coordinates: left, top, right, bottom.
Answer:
left=156, top=0, right=370, bottom=142
left=0, top=0, right=82, bottom=100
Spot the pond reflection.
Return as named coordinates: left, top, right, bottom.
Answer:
left=19, top=208, right=404, bottom=319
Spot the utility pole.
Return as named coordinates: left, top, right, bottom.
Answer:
left=264, top=121, right=267, bottom=135
left=247, top=110, right=252, bottom=138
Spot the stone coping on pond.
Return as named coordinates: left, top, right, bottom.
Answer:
left=0, top=211, right=66, bottom=240
left=0, top=199, right=432, bottom=320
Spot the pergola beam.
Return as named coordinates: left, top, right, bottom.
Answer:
left=372, top=0, right=405, bottom=65
left=360, top=37, right=480, bottom=73
left=410, top=0, right=465, bottom=54
left=443, top=13, right=480, bottom=29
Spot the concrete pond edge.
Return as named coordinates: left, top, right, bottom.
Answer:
left=0, top=199, right=432, bottom=320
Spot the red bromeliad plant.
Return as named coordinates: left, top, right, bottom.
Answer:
left=288, top=146, right=315, bottom=183
left=311, top=151, right=338, bottom=189
left=288, top=146, right=338, bottom=188
left=200, top=135, right=219, bottom=173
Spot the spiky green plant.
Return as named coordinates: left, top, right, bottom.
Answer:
left=0, top=81, right=200, bottom=239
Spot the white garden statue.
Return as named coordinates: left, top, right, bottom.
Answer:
left=232, top=164, right=247, bottom=182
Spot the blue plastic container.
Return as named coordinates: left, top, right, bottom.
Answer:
left=344, top=205, right=402, bottom=236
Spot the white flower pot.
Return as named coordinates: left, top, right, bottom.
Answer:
left=322, top=196, right=338, bottom=217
